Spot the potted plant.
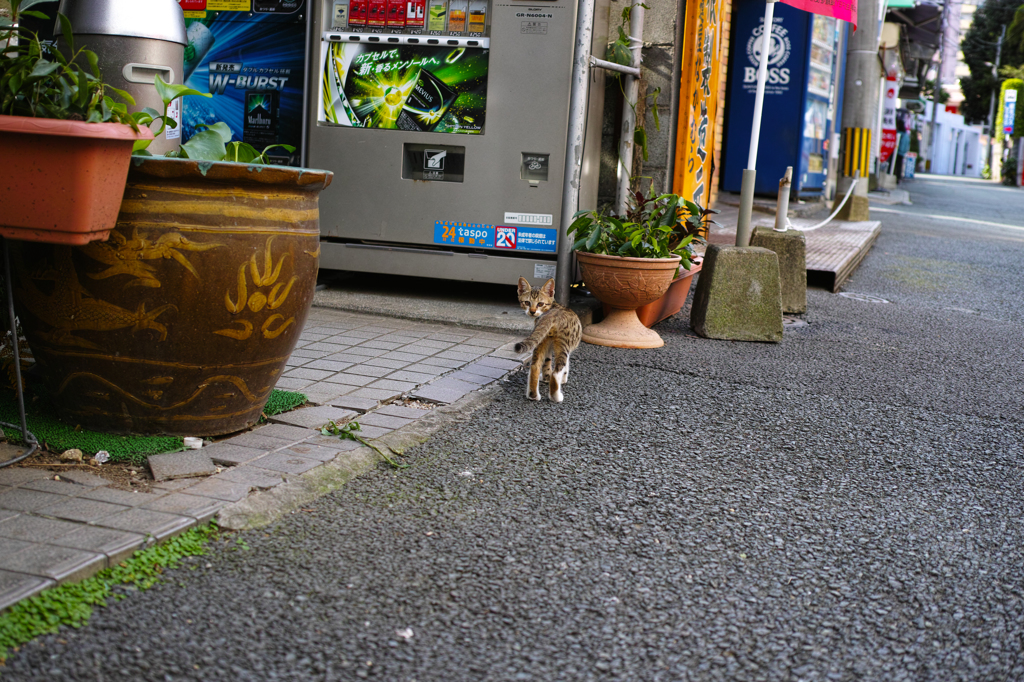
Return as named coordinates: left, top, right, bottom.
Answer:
left=9, top=66, right=334, bottom=435
left=568, top=188, right=714, bottom=348
left=0, top=0, right=175, bottom=244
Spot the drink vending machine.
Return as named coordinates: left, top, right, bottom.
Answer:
left=305, top=0, right=609, bottom=285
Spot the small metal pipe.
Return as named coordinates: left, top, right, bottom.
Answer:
left=0, top=237, right=38, bottom=469
left=556, top=0, right=597, bottom=305
left=774, top=166, right=792, bottom=231
left=589, top=56, right=640, bottom=78
left=614, top=3, right=645, bottom=217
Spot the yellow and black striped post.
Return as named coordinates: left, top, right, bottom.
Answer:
left=842, top=127, right=872, bottom=178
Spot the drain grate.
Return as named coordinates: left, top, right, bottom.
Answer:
left=838, top=292, right=890, bottom=304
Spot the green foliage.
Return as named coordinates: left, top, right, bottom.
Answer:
left=1002, top=154, right=1018, bottom=186
left=262, top=389, right=307, bottom=417
left=164, top=120, right=295, bottom=163
left=920, top=79, right=949, bottom=105
left=994, top=79, right=1024, bottom=139
left=0, top=0, right=208, bottom=153
left=0, top=522, right=217, bottom=663
left=568, top=187, right=713, bottom=269
left=321, top=419, right=408, bottom=469
left=960, top=0, right=1024, bottom=125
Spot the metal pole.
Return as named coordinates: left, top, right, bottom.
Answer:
left=926, top=7, right=948, bottom=172
left=614, top=2, right=645, bottom=217
left=556, top=0, right=596, bottom=305
left=986, top=26, right=1005, bottom=178
left=0, top=237, right=38, bottom=469
left=736, top=0, right=777, bottom=247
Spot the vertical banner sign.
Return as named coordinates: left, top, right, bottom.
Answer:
left=879, top=75, right=897, bottom=164
left=1004, top=89, right=1017, bottom=136
left=780, top=0, right=857, bottom=30
left=673, top=0, right=726, bottom=208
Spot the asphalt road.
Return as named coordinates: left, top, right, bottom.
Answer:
left=5, top=175, right=1024, bottom=681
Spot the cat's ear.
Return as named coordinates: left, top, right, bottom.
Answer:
left=517, top=276, right=531, bottom=295
left=541, top=278, right=556, bottom=297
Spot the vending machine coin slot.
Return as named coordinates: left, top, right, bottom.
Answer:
left=402, top=143, right=465, bottom=182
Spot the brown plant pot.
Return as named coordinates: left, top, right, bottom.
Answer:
left=13, top=156, right=333, bottom=436
left=576, top=251, right=682, bottom=349
left=604, top=260, right=703, bottom=328
left=0, top=115, right=153, bottom=245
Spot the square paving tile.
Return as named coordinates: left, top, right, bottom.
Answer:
left=221, top=432, right=293, bottom=452
left=323, top=373, right=376, bottom=387
left=48, top=527, right=148, bottom=566
left=38, top=497, right=131, bottom=523
left=428, top=332, right=473, bottom=342
left=323, top=335, right=363, bottom=346
left=376, top=404, right=435, bottom=420
left=268, top=406, right=356, bottom=429
left=344, top=347, right=388, bottom=358
left=20, top=478, right=92, bottom=496
left=304, top=359, right=355, bottom=373
left=275, top=443, right=344, bottom=462
left=141, top=493, right=225, bottom=524
left=461, top=362, right=512, bottom=379
left=345, top=364, right=392, bottom=378
left=366, top=379, right=417, bottom=392
left=55, top=470, right=109, bottom=487
left=381, top=351, right=430, bottom=363
left=289, top=347, right=328, bottom=359
left=418, top=356, right=466, bottom=369
left=150, top=478, right=200, bottom=492
left=446, top=370, right=493, bottom=386
left=346, top=423, right=393, bottom=439
left=301, top=342, right=351, bottom=354
left=0, top=488, right=69, bottom=512
left=437, top=350, right=485, bottom=362
left=79, top=487, right=166, bottom=508
left=179, top=478, right=252, bottom=503
left=216, top=467, right=284, bottom=490
left=411, top=377, right=478, bottom=404
left=474, top=356, right=525, bottom=370
left=94, top=508, right=195, bottom=541
left=347, top=388, right=404, bottom=402
left=0, top=569, right=54, bottom=612
left=273, top=377, right=312, bottom=391
left=363, top=357, right=410, bottom=370
left=360, top=339, right=405, bottom=350
left=283, top=367, right=336, bottom=382
left=405, top=339, right=455, bottom=350
left=202, top=443, right=268, bottom=467
left=254, top=423, right=316, bottom=441
left=0, top=543, right=106, bottom=583
left=0, top=508, right=18, bottom=524
left=0, top=514, right=83, bottom=542
left=301, top=386, right=355, bottom=406
left=327, top=396, right=380, bottom=413
left=247, top=452, right=322, bottom=475
left=148, top=451, right=218, bottom=482
left=387, top=370, right=440, bottom=384
left=358, top=413, right=414, bottom=430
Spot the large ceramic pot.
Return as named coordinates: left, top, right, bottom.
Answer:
left=576, top=251, right=681, bottom=349
left=602, top=260, right=703, bottom=328
left=0, top=116, right=152, bottom=245
left=12, top=156, right=333, bottom=436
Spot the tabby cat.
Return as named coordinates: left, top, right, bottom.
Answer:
left=514, top=277, right=582, bottom=403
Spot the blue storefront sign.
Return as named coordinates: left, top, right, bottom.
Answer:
left=721, top=0, right=847, bottom=197
left=1003, top=90, right=1017, bottom=136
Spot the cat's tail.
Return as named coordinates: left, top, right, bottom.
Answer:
left=514, top=317, right=554, bottom=354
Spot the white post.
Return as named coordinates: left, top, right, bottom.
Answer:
left=774, top=166, right=792, bottom=232
left=736, top=0, right=778, bottom=247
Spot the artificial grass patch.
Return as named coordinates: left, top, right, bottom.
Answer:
left=0, top=522, right=219, bottom=663
left=262, top=389, right=307, bottom=417
left=0, top=389, right=308, bottom=465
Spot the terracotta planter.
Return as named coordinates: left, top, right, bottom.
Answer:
left=13, top=156, right=333, bottom=436
left=576, top=251, right=682, bottom=349
left=0, top=115, right=153, bottom=245
left=605, top=260, right=703, bottom=328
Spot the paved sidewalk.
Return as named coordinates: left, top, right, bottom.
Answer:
left=0, top=306, right=528, bottom=612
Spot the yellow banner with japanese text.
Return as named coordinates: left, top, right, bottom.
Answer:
left=673, top=0, right=726, bottom=211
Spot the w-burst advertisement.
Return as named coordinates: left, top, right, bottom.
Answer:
left=320, top=41, right=488, bottom=134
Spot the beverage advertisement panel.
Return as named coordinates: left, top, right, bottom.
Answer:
left=320, top=41, right=488, bottom=134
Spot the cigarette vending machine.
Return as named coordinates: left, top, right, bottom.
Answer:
left=306, top=0, right=608, bottom=284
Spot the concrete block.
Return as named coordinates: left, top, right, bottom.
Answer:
left=55, top=470, right=109, bottom=487
left=141, top=493, right=225, bottom=524
left=0, top=468, right=50, bottom=486
left=268, top=405, right=357, bottom=429
left=276, top=443, right=344, bottom=463
left=0, top=514, right=83, bottom=541
left=247, top=452, right=322, bottom=476
left=80, top=486, right=166, bottom=507
left=365, top=379, right=418, bottom=392
left=222, top=431, right=293, bottom=452
left=0, top=568, right=54, bottom=612
left=750, top=226, right=808, bottom=314
left=49, top=527, right=148, bottom=566
left=327, top=396, right=380, bottom=413
left=179, top=478, right=252, bottom=503
left=375, top=404, right=435, bottom=420
left=148, top=451, right=218, bottom=482
left=0, top=488, right=68, bottom=512
left=253, top=423, right=316, bottom=441
left=0, top=543, right=106, bottom=583
left=38, top=497, right=131, bottom=523
left=347, top=388, right=404, bottom=402
left=215, top=467, right=284, bottom=490
left=21, top=478, right=91, bottom=496
left=357, top=413, right=414, bottom=430
left=94, top=508, right=195, bottom=540
left=690, top=245, right=784, bottom=343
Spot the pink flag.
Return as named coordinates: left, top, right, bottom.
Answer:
left=780, top=0, right=857, bottom=31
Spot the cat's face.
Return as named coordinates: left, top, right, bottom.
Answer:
left=517, top=277, right=556, bottom=318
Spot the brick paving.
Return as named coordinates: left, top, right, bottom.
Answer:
left=0, top=307, right=526, bottom=612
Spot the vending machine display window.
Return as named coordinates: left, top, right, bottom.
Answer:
left=331, top=0, right=486, bottom=35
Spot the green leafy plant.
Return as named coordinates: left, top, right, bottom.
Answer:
left=321, top=419, right=408, bottom=469
left=163, top=120, right=295, bottom=162
left=1002, top=153, right=1018, bottom=185
left=0, top=0, right=207, bottom=154
left=0, top=522, right=217, bottom=663
left=568, top=187, right=715, bottom=270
